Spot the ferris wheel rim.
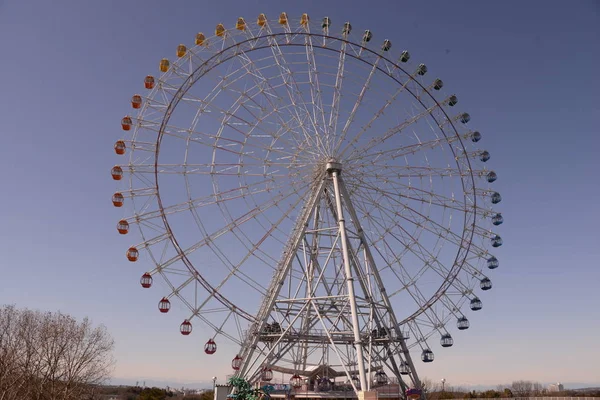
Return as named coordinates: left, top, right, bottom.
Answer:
left=116, top=16, right=503, bottom=364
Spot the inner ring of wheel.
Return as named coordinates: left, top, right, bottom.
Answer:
left=153, top=31, right=477, bottom=324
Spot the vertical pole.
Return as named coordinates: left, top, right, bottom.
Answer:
left=329, top=166, right=368, bottom=391
left=336, top=174, right=423, bottom=393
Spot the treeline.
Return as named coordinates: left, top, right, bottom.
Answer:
left=0, top=304, right=114, bottom=400
left=94, top=385, right=214, bottom=400
left=424, top=379, right=600, bottom=399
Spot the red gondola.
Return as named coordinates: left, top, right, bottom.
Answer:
left=140, top=273, right=152, bottom=288
left=158, top=297, right=171, bottom=313
left=204, top=338, right=217, bottom=354
left=231, top=355, right=242, bottom=370
left=180, top=320, right=192, bottom=335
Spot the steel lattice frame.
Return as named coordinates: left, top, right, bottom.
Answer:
left=112, top=14, right=503, bottom=395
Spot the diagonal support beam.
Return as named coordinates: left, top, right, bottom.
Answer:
left=336, top=173, right=423, bottom=392
left=236, top=174, right=327, bottom=379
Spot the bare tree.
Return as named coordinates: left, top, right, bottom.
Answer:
left=511, top=381, right=533, bottom=399
left=420, top=377, right=434, bottom=393
left=0, top=305, right=114, bottom=400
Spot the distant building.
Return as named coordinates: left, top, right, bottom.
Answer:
left=548, top=383, right=564, bottom=392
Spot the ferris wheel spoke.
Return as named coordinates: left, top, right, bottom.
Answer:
left=349, top=174, right=484, bottom=216
left=367, top=234, right=445, bottom=334
left=117, top=186, right=157, bottom=201
left=137, top=105, right=304, bottom=160
left=209, top=80, right=299, bottom=168
left=262, top=24, right=325, bottom=151
left=349, top=186, right=476, bottom=309
left=120, top=139, right=157, bottom=153
left=334, top=56, right=381, bottom=154
left=201, top=184, right=311, bottom=297
left=159, top=82, right=319, bottom=162
left=235, top=34, right=316, bottom=148
left=342, top=99, right=445, bottom=161
left=124, top=162, right=296, bottom=179
left=344, top=190, right=442, bottom=312
left=304, top=30, right=329, bottom=150
left=327, top=31, right=348, bottom=150
left=347, top=134, right=461, bottom=167
left=355, top=164, right=480, bottom=179
left=355, top=199, right=432, bottom=284
left=156, top=180, right=308, bottom=273
left=339, top=74, right=435, bottom=160
left=345, top=181, right=492, bottom=274
left=348, top=179, right=487, bottom=258
left=128, top=177, right=296, bottom=228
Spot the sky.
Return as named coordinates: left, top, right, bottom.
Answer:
left=0, top=0, right=599, bottom=391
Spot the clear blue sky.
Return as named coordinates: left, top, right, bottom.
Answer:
left=0, top=0, right=598, bottom=390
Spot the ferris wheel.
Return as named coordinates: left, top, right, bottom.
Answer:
left=111, top=13, right=503, bottom=395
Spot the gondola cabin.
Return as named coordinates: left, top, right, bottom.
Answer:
left=126, top=247, right=139, bottom=262
left=140, top=273, right=152, bottom=288
left=236, top=17, right=246, bottom=30
left=158, top=297, right=171, bottom=313
left=180, top=320, right=192, bottom=335
left=261, top=367, right=273, bottom=381
left=159, top=58, right=170, bottom=72
left=440, top=333, right=453, bottom=347
left=204, top=338, right=217, bottom=354
left=278, top=13, right=287, bottom=25
left=491, top=235, right=503, bottom=247
left=374, top=370, right=388, bottom=385
left=470, top=297, right=483, bottom=311
left=121, top=116, right=132, bottom=131
left=480, top=277, right=492, bottom=290
left=111, top=165, right=123, bottom=180
left=406, top=388, right=422, bottom=400
left=257, top=14, right=267, bottom=27
left=117, top=219, right=129, bottom=234
left=487, top=256, right=499, bottom=269
left=144, top=75, right=155, bottom=89
left=492, top=213, right=503, bottom=225
left=342, top=22, right=352, bottom=35
left=215, top=23, right=225, bottom=37
left=231, top=355, right=242, bottom=370
left=421, top=349, right=434, bottom=363
left=491, top=192, right=502, bottom=204
left=112, top=193, right=124, bottom=207
left=131, top=95, right=142, bottom=109
left=362, top=30, right=372, bottom=43
left=300, top=14, right=309, bottom=26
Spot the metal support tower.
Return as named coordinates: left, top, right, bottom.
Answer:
left=235, top=160, right=422, bottom=395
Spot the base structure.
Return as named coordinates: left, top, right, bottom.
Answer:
left=217, top=385, right=387, bottom=400
left=233, top=160, right=423, bottom=398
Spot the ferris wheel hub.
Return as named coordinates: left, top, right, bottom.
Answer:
left=325, top=159, right=342, bottom=174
